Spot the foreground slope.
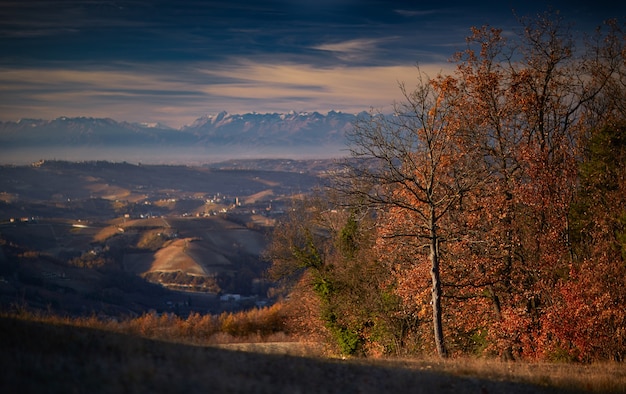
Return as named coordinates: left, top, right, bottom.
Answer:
left=0, top=316, right=579, bottom=394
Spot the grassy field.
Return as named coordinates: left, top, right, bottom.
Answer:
left=1, top=315, right=624, bottom=394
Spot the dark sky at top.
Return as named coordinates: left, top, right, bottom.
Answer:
left=0, top=0, right=623, bottom=127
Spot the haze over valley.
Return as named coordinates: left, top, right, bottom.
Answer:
left=0, top=158, right=330, bottom=317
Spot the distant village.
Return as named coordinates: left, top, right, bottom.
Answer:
left=122, top=193, right=285, bottom=220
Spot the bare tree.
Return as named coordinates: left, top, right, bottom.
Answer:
left=332, top=69, right=486, bottom=358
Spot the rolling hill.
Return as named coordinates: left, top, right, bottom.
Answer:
left=0, top=159, right=330, bottom=317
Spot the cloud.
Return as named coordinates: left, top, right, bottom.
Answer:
left=187, top=60, right=455, bottom=116
left=0, top=66, right=207, bottom=124
left=311, top=38, right=394, bottom=62
left=0, top=0, right=150, bottom=38
left=0, top=59, right=454, bottom=127
left=393, top=9, right=439, bottom=17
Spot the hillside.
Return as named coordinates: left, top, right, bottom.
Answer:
left=0, top=315, right=588, bottom=394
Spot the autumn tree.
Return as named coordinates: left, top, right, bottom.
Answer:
left=446, top=14, right=626, bottom=359
left=547, top=121, right=626, bottom=361
left=332, top=69, right=488, bottom=358
left=268, top=13, right=626, bottom=361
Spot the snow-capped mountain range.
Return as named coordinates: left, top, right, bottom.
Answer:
left=0, top=111, right=365, bottom=149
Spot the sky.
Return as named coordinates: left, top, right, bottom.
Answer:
left=0, top=0, right=624, bottom=128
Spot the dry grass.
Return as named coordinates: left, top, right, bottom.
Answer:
left=2, top=302, right=292, bottom=346
left=0, top=314, right=581, bottom=394
left=1, top=309, right=624, bottom=393
left=379, top=356, right=626, bottom=394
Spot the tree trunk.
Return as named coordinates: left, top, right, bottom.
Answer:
left=429, top=214, right=447, bottom=358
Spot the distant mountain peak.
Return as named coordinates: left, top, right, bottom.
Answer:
left=1, top=110, right=360, bottom=151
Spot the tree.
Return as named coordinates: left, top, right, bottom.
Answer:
left=267, top=13, right=626, bottom=360
left=447, top=14, right=626, bottom=359
left=333, top=69, right=487, bottom=358
left=552, top=122, right=626, bottom=361
left=265, top=195, right=410, bottom=356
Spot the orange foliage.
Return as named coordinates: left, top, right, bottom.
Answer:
left=368, top=16, right=626, bottom=361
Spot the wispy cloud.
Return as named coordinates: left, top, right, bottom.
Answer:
left=0, top=60, right=454, bottom=127
left=393, top=9, right=439, bottom=17
left=0, top=1, right=151, bottom=38
left=311, top=38, right=394, bottom=62
left=0, top=66, right=208, bottom=125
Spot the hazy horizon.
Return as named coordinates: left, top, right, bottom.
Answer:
left=0, top=145, right=349, bottom=166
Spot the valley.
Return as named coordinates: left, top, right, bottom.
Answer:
left=0, top=159, right=332, bottom=318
